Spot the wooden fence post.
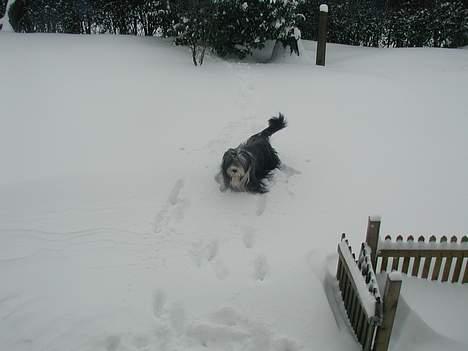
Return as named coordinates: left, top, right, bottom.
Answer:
left=365, top=216, right=381, bottom=269
left=316, top=4, right=328, bottom=66
left=374, top=273, right=402, bottom=351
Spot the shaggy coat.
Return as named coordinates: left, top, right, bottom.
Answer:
left=218, top=114, right=287, bottom=193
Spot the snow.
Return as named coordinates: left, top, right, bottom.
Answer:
left=293, top=27, right=301, bottom=41
left=390, top=275, right=468, bottom=351
left=378, top=238, right=468, bottom=251
left=1, top=32, right=468, bottom=351
left=389, top=271, right=403, bottom=281
left=270, top=40, right=308, bottom=64
left=358, top=244, right=382, bottom=304
left=320, top=4, right=329, bottom=13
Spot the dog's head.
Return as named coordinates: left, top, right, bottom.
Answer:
left=220, top=147, right=253, bottom=192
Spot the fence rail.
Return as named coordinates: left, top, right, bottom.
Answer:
left=365, top=219, right=468, bottom=284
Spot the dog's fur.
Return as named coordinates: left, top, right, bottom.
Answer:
left=216, top=114, right=287, bottom=193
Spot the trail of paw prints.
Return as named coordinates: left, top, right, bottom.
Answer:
left=150, top=289, right=186, bottom=349
left=152, top=290, right=187, bottom=333
left=208, top=62, right=259, bottom=151
left=153, top=179, right=188, bottom=234
left=237, top=64, right=256, bottom=118
left=279, top=164, right=302, bottom=197
left=235, top=64, right=267, bottom=139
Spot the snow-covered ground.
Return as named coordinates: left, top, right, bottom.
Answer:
left=0, top=33, right=467, bottom=351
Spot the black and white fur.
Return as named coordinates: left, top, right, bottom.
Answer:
left=216, top=114, right=287, bottom=193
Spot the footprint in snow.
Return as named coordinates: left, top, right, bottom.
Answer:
left=168, top=179, right=184, bottom=205
left=213, top=259, right=230, bottom=280
left=153, top=179, right=186, bottom=233
left=169, top=302, right=186, bottom=335
left=188, top=306, right=272, bottom=350
left=105, top=335, right=121, bottom=351
left=242, top=226, right=255, bottom=249
left=256, top=195, right=267, bottom=216
left=280, top=165, right=302, bottom=178
left=279, top=164, right=301, bottom=197
left=211, top=306, right=245, bottom=326
left=206, top=240, right=219, bottom=262
left=189, top=240, right=219, bottom=267
left=132, top=334, right=150, bottom=349
left=191, top=239, right=229, bottom=279
left=273, top=337, right=301, bottom=351
left=154, top=324, right=172, bottom=351
left=152, top=289, right=167, bottom=319
left=253, top=255, right=269, bottom=281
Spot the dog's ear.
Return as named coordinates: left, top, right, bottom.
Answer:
left=222, top=149, right=235, bottom=168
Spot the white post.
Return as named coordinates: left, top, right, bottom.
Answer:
left=316, top=4, right=328, bottom=66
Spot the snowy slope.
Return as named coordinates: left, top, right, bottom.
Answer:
left=391, top=276, right=468, bottom=351
left=0, top=33, right=468, bottom=351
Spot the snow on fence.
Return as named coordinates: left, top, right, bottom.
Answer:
left=365, top=218, right=468, bottom=284
left=336, top=234, right=383, bottom=351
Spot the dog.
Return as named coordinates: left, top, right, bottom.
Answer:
left=216, top=114, right=287, bottom=193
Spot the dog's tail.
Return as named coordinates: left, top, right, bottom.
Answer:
left=260, top=113, right=287, bottom=138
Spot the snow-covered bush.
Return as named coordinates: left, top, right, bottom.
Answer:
left=317, top=0, right=468, bottom=48
left=172, top=0, right=302, bottom=64
left=173, top=6, right=213, bottom=66
left=381, top=1, right=468, bottom=48
left=0, top=0, right=6, bottom=17
left=207, top=0, right=276, bottom=58
left=430, top=1, right=468, bottom=48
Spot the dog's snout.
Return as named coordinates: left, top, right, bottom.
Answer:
left=231, top=169, right=237, bottom=173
